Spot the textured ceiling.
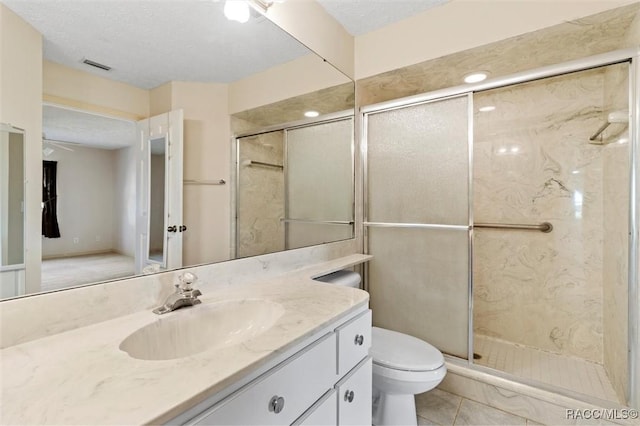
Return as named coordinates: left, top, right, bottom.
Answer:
left=2, top=0, right=310, bottom=89
left=317, top=0, right=449, bottom=36
left=8, top=0, right=452, bottom=148
left=43, top=106, right=136, bottom=150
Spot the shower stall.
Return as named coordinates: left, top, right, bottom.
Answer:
left=235, top=114, right=354, bottom=259
left=362, top=48, right=638, bottom=408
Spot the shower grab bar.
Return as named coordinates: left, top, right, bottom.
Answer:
left=243, top=160, right=283, bottom=169
left=363, top=222, right=553, bottom=233
left=475, top=222, right=553, bottom=233
left=183, top=179, right=226, bottom=186
left=281, top=218, right=354, bottom=225
left=363, top=222, right=469, bottom=230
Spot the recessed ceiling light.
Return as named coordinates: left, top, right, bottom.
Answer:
left=304, top=110, right=319, bottom=118
left=464, top=72, right=489, bottom=84
left=478, top=106, right=496, bottom=112
left=572, top=170, right=580, bottom=174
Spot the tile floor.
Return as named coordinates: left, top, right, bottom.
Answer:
left=474, top=335, right=620, bottom=403
left=41, top=252, right=135, bottom=292
left=416, top=388, right=538, bottom=425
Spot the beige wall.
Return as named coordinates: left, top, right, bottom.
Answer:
left=228, top=54, right=351, bottom=115
left=43, top=61, right=149, bottom=120
left=113, top=147, right=136, bottom=257
left=354, top=0, right=636, bottom=80
left=41, top=145, right=117, bottom=259
left=0, top=4, right=42, bottom=294
left=151, top=82, right=232, bottom=266
left=266, top=0, right=354, bottom=79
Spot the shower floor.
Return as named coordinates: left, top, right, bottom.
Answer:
left=473, top=334, right=620, bottom=403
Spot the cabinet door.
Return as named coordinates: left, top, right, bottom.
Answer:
left=336, top=310, right=371, bottom=376
left=194, top=334, right=336, bottom=425
left=337, top=357, right=372, bottom=426
left=294, top=389, right=337, bottom=426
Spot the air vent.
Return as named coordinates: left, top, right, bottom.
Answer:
left=82, top=58, right=111, bottom=71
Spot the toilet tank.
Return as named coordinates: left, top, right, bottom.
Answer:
left=314, top=270, right=361, bottom=288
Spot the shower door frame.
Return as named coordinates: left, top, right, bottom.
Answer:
left=361, top=46, right=640, bottom=408
left=233, top=110, right=356, bottom=259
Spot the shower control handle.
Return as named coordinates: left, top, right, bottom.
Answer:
left=354, top=334, right=364, bottom=346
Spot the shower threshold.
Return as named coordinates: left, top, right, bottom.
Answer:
left=473, top=334, right=621, bottom=404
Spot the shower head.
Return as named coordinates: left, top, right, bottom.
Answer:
left=607, top=109, right=629, bottom=124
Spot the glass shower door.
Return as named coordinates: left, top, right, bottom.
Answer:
left=365, top=94, right=471, bottom=359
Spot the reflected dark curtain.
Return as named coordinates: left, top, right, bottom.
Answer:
left=42, top=160, right=61, bottom=238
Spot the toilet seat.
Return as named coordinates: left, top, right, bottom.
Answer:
left=371, top=327, right=444, bottom=372
left=373, top=362, right=446, bottom=383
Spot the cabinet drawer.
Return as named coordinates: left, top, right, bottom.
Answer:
left=293, top=389, right=337, bottom=426
left=195, top=334, right=337, bottom=425
left=336, top=357, right=372, bottom=426
left=336, top=310, right=371, bottom=376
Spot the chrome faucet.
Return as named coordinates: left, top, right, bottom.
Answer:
left=153, top=272, right=202, bottom=315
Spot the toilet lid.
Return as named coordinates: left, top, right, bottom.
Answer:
left=371, top=327, right=444, bottom=372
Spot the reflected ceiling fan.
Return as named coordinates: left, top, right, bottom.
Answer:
left=42, top=133, right=77, bottom=156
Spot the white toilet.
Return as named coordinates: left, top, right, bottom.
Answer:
left=315, top=270, right=447, bottom=426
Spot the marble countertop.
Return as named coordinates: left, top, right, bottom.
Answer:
left=0, top=254, right=371, bottom=425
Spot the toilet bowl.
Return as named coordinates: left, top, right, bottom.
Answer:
left=315, top=270, right=447, bottom=426
left=371, top=326, right=446, bottom=426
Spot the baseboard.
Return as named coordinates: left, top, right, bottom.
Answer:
left=42, top=249, right=119, bottom=260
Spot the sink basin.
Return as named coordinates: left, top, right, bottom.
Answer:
left=120, top=299, right=285, bottom=361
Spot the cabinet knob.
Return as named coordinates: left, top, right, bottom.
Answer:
left=269, top=395, right=285, bottom=414
left=354, top=334, right=364, bottom=346
left=344, top=390, right=355, bottom=403
left=167, top=225, right=177, bottom=233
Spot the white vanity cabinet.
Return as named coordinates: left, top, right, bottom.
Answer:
left=184, top=309, right=372, bottom=426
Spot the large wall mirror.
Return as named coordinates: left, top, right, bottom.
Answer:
left=1, top=0, right=354, bottom=300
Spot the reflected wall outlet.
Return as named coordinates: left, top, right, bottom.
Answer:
left=73, top=237, right=79, bottom=244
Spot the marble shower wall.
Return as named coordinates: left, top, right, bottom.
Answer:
left=357, top=3, right=640, bottom=108
left=472, top=65, right=629, bottom=364
left=602, top=63, right=630, bottom=402
left=236, top=131, right=285, bottom=258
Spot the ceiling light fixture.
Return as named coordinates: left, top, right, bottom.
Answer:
left=224, top=0, right=278, bottom=22
left=304, top=110, right=320, bottom=118
left=463, top=72, right=489, bottom=84
left=224, top=0, right=250, bottom=23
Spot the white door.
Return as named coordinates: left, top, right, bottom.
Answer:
left=135, top=110, right=183, bottom=274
